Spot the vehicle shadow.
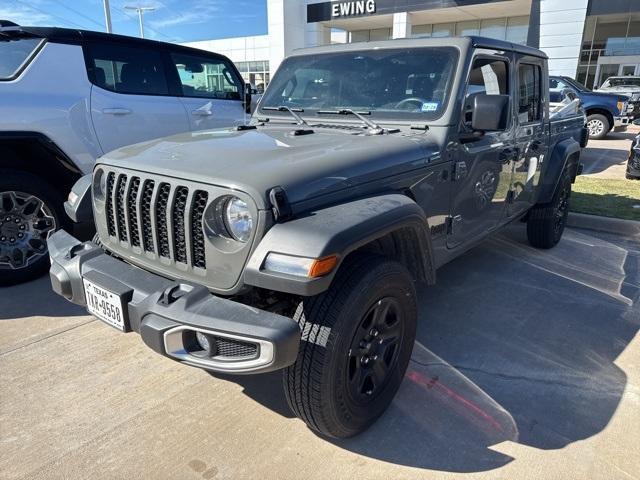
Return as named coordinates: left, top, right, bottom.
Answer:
left=0, top=274, right=88, bottom=320
left=605, top=131, right=637, bottom=141
left=213, top=225, right=639, bottom=473
left=580, top=146, right=630, bottom=175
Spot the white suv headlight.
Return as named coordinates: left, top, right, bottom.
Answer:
left=224, top=196, right=253, bottom=242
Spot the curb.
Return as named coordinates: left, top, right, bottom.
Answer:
left=568, top=212, right=640, bottom=237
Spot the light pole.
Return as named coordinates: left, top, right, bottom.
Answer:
left=103, top=0, right=113, bottom=33
left=124, top=5, right=155, bottom=38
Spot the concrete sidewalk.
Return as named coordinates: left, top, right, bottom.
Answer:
left=1, top=225, right=639, bottom=480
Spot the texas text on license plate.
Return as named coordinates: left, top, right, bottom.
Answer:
left=83, top=278, right=127, bottom=331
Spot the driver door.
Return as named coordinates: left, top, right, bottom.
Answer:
left=168, top=50, right=246, bottom=131
left=447, top=53, right=517, bottom=248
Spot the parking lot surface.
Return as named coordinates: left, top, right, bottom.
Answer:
left=580, top=126, right=637, bottom=179
left=1, top=225, right=639, bottom=480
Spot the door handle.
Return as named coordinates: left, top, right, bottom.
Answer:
left=192, top=109, right=213, bottom=116
left=102, top=108, right=132, bottom=115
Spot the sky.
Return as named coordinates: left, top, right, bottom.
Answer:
left=0, top=0, right=268, bottom=43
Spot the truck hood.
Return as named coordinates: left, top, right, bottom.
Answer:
left=586, top=90, right=630, bottom=102
left=100, top=125, right=434, bottom=210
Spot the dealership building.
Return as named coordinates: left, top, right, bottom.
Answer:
left=183, top=0, right=640, bottom=91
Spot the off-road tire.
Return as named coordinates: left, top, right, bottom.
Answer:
left=283, top=253, right=417, bottom=438
left=0, top=170, right=68, bottom=286
left=586, top=113, right=610, bottom=140
left=527, top=169, right=571, bottom=249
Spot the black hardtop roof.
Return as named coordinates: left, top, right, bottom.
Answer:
left=0, top=24, right=229, bottom=59
left=293, top=35, right=547, bottom=59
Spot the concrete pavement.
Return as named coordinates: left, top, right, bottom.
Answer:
left=1, top=225, right=639, bottom=480
left=580, top=126, right=637, bottom=179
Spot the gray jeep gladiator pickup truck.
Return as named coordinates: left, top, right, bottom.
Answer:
left=48, top=37, right=586, bottom=438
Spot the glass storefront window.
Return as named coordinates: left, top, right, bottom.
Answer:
left=480, top=18, right=507, bottom=40
left=349, top=28, right=391, bottom=42
left=506, top=16, right=529, bottom=44
left=412, top=24, right=432, bottom=38
left=577, top=13, right=640, bottom=89
left=370, top=28, right=391, bottom=41
left=411, top=16, right=528, bottom=44
left=432, top=23, right=454, bottom=37
left=350, top=30, right=370, bottom=42
left=455, top=21, right=479, bottom=36
left=235, top=60, right=270, bottom=92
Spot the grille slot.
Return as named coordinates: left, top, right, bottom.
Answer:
left=127, top=177, right=141, bottom=247
left=115, top=174, right=128, bottom=242
left=191, top=191, right=208, bottom=269
left=156, top=183, right=171, bottom=258
left=101, top=170, right=213, bottom=271
left=215, top=337, right=258, bottom=359
left=140, top=180, right=155, bottom=253
left=105, top=172, right=116, bottom=237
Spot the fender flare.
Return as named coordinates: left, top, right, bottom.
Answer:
left=244, top=194, right=435, bottom=296
left=537, top=138, right=581, bottom=204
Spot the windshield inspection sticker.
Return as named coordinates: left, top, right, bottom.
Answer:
left=421, top=102, right=439, bottom=112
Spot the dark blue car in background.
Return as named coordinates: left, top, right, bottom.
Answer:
left=550, top=76, right=638, bottom=140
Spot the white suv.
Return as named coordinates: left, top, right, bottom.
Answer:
left=0, top=22, right=253, bottom=285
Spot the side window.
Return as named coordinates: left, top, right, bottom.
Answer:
left=464, top=58, right=509, bottom=126
left=86, top=43, right=169, bottom=95
left=170, top=52, right=242, bottom=100
left=518, top=64, right=542, bottom=123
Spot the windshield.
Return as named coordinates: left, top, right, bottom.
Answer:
left=606, top=77, right=640, bottom=87
left=0, top=37, right=42, bottom=79
left=260, top=47, right=458, bottom=121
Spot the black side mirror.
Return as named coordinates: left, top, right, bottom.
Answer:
left=244, top=83, right=252, bottom=114
left=471, top=94, right=509, bottom=131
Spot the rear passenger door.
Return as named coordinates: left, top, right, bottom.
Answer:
left=85, top=42, right=190, bottom=154
left=510, top=56, right=547, bottom=215
left=168, top=51, right=246, bottom=131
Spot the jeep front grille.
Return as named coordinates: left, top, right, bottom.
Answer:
left=104, top=172, right=209, bottom=269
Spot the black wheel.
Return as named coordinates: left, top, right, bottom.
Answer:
left=0, top=170, right=68, bottom=286
left=283, top=253, right=417, bottom=438
left=527, top=170, right=571, bottom=249
left=586, top=113, right=610, bottom=140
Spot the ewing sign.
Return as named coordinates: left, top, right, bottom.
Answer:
left=332, top=0, right=376, bottom=17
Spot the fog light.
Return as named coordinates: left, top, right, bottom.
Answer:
left=195, top=331, right=211, bottom=352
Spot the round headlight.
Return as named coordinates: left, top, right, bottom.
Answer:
left=224, top=197, right=253, bottom=242
left=93, top=168, right=106, bottom=201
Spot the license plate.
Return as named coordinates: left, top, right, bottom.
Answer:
left=83, top=278, right=127, bottom=331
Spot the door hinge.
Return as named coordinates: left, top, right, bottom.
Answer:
left=446, top=215, right=462, bottom=235
left=452, top=161, right=468, bottom=181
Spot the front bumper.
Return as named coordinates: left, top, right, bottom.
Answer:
left=613, top=115, right=633, bottom=129
left=48, top=229, right=300, bottom=374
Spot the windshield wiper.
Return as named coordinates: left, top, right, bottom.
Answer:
left=262, top=106, right=309, bottom=126
left=317, top=109, right=384, bottom=134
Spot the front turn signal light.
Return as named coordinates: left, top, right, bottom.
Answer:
left=263, top=253, right=339, bottom=278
